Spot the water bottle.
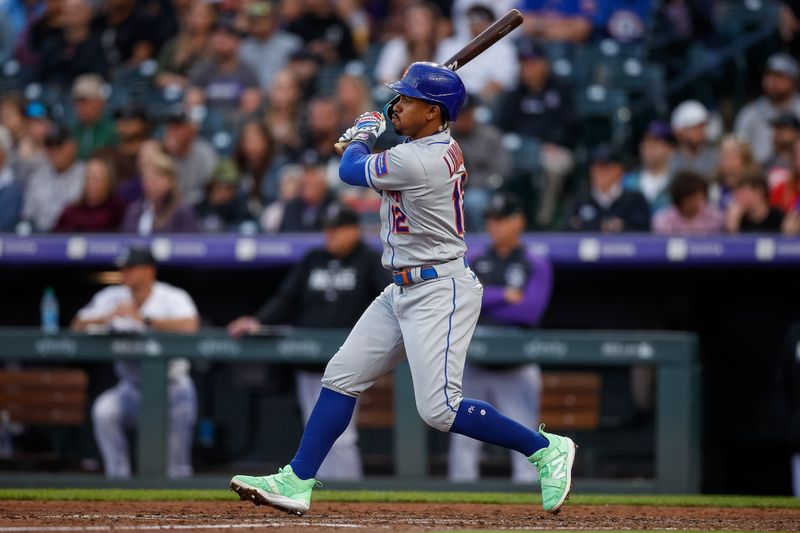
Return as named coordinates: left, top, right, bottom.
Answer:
left=40, top=286, right=59, bottom=334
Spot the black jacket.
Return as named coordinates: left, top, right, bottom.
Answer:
left=565, top=189, right=651, bottom=232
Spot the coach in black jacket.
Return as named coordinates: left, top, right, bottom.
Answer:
left=228, top=203, right=389, bottom=480
left=565, top=144, right=651, bottom=232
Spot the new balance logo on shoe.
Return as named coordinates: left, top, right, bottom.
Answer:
left=550, top=456, right=567, bottom=480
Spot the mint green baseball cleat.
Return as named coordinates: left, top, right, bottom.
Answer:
left=230, top=465, right=319, bottom=515
left=528, top=424, right=577, bottom=513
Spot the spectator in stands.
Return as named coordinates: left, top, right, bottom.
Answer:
left=495, top=39, right=575, bottom=228
left=451, top=97, right=511, bottom=231
left=375, top=1, right=442, bottom=85
left=70, top=74, right=118, bottom=161
left=449, top=192, right=551, bottom=483
left=195, top=157, right=252, bottom=232
left=780, top=1, right=800, bottom=57
left=436, top=4, right=518, bottom=102
left=336, top=0, right=369, bottom=55
left=34, top=0, right=108, bottom=90
left=156, top=0, right=217, bottom=89
left=725, top=172, right=785, bottom=233
left=265, top=68, right=303, bottom=152
left=0, top=125, right=23, bottom=232
left=652, top=170, right=723, bottom=235
left=14, top=0, right=64, bottom=68
left=22, top=123, right=85, bottom=232
left=285, top=0, right=357, bottom=64
left=72, top=244, right=199, bottom=479
left=91, top=0, right=175, bottom=67
left=278, top=155, right=335, bottom=232
left=765, top=113, right=800, bottom=189
left=228, top=203, right=389, bottom=480
left=52, top=156, right=124, bottom=232
left=260, top=163, right=302, bottom=233
left=234, top=120, right=286, bottom=217
left=592, top=0, right=652, bottom=43
left=772, top=138, right=800, bottom=215
left=520, top=0, right=593, bottom=43
left=0, top=98, right=50, bottom=199
left=670, top=99, right=719, bottom=179
left=710, top=135, right=760, bottom=212
left=623, top=120, right=675, bottom=214
left=186, top=15, right=261, bottom=119
left=335, top=74, right=374, bottom=135
left=120, top=147, right=197, bottom=234
left=565, top=144, right=651, bottom=232
left=735, top=54, right=800, bottom=165
left=299, top=97, right=342, bottom=183
left=93, top=104, right=151, bottom=204
left=239, top=1, right=302, bottom=90
left=162, top=108, right=218, bottom=206
left=450, top=0, right=518, bottom=41
left=286, top=48, right=323, bottom=100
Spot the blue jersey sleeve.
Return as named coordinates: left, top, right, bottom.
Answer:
left=338, top=141, right=372, bottom=188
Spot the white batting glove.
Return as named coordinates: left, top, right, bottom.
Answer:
left=349, top=111, right=385, bottom=150
left=338, top=126, right=357, bottom=144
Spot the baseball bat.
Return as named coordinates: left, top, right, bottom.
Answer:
left=335, top=8, right=524, bottom=155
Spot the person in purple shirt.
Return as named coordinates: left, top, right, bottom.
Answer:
left=448, top=192, right=553, bottom=483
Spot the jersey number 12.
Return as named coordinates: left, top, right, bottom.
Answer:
left=452, top=173, right=466, bottom=235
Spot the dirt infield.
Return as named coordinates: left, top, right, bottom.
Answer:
left=0, top=500, right=799, bottom=532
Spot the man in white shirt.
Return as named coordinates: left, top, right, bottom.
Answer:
left=436, top=5, right=518, bottom=102
left=22, top=124, right=85, bottom=232
left=71, top=245, right=200, bottom=478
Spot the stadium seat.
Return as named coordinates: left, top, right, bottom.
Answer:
left=574, top=85, right=630, bottom=148
left=0, top=60, right=27, bottom=96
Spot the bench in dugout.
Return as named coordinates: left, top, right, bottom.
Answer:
left=0, top=368, right=89, bottom=468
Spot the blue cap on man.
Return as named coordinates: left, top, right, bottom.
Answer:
left=385, top=62, right=467, bottom=122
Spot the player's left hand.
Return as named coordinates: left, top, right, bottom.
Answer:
left=353, top=111, right=386, bottom=138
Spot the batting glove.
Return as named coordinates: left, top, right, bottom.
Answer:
left=349, top=111, right=386, bottom=150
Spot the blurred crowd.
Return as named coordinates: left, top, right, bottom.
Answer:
left=0, top=0, right=799, bottom=235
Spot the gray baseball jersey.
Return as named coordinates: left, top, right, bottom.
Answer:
left=322, top=127, right=482, bottom=433
left=362, top=129, right=468, bottom=269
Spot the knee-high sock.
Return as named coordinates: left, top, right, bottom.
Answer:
left=450, top=398, right=548, bottom=457
left=290, top=387, right=356, bottom=480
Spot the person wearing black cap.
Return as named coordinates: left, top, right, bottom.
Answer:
left=623, top=120, right=676, bottom=214
left=448, top=191, right=552, bottom=483
left=435, top=4, right=518, bottom=101
left=765, top=113, right=800, bottom=186
left=93, top=105, right=153, bottom=204
left=228, top=203, right=390, bottom=480
left=565, top=144, right=651, bottom=232
left=495, top=38, right=575, bottom=227
left=186, top=15, right=261, bottom=118
left=734, top=53, right=800, bottom=164
left=22, top=124, right=86, bottom=232
left=71, top=244, right=199, bottom=479
left=162, top=107, right=219, bottom=206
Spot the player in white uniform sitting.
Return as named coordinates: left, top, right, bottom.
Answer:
left=230, top=62, right=576, bottom=514
left=72, top=245, right=199, bottom=478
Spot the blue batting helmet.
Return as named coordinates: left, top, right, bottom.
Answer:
left=385, top=62, right=467, bottom=121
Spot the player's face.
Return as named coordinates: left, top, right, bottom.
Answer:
left=391, top=95, right=438, bottom=138
left=120, top=265, right=155, bottom=289
left=486, top=214, right=524, bottom=247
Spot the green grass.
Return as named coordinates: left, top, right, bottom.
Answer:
left=0, top=489, right=797, bottom=509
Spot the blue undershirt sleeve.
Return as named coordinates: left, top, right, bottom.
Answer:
left=338, top=141, right=372, bottom=188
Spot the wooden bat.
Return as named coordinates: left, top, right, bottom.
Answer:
left=335, top=8, right=524, bottom=155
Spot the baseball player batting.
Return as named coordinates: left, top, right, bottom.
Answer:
left=230, top=62, right=576, bottom=515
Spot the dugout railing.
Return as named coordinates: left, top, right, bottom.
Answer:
left=0, top=327, right=700, bottom=494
